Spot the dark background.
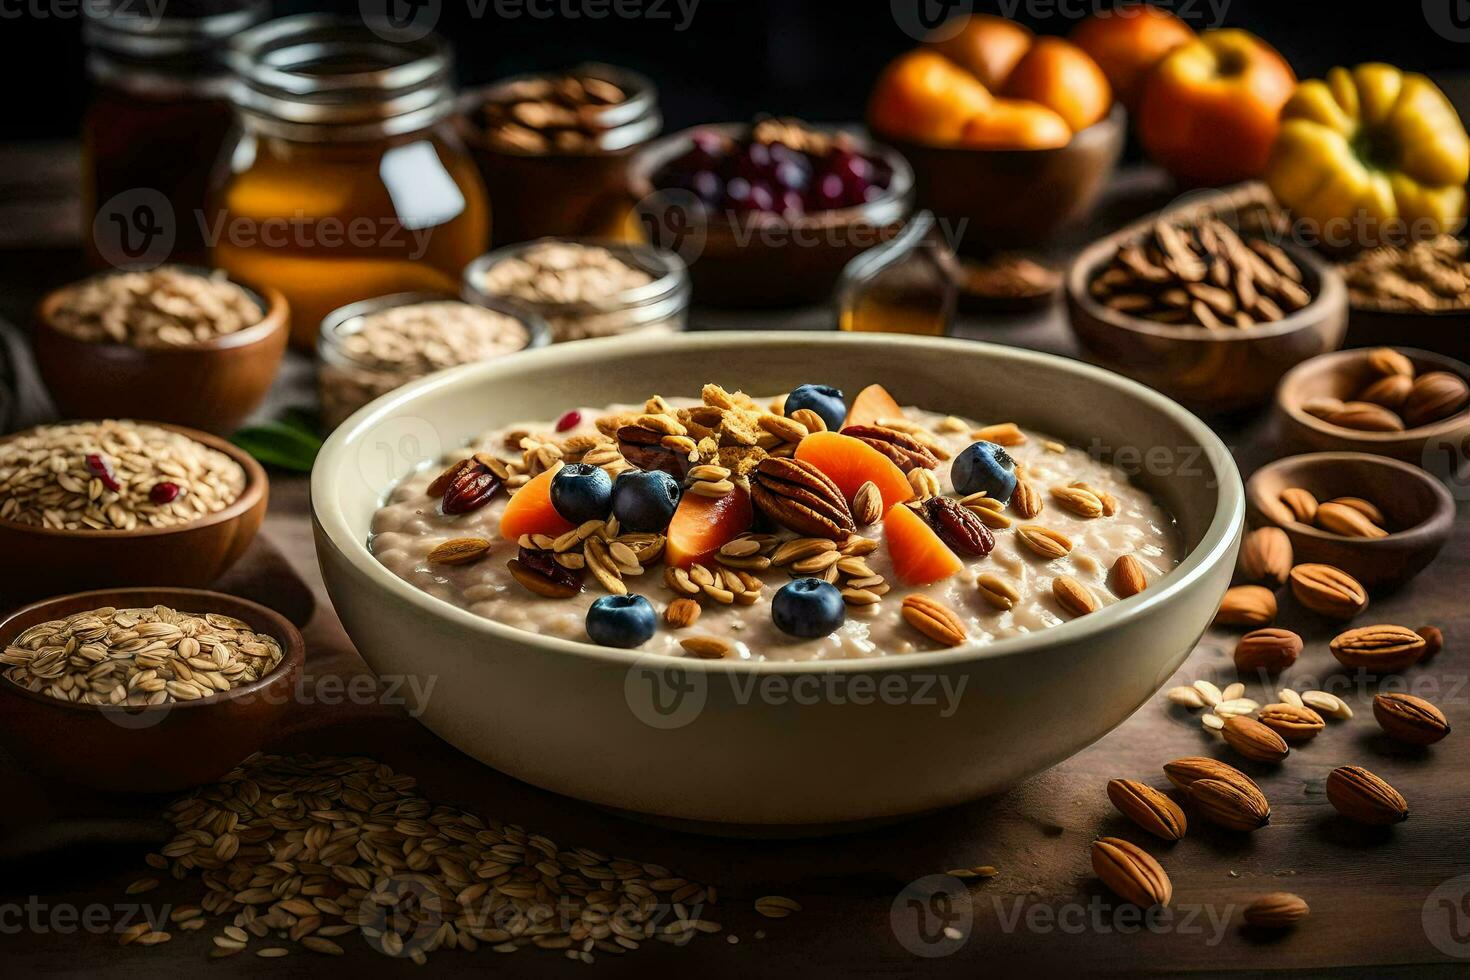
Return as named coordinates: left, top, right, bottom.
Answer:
left=4, top=0, right=1469, bottom=142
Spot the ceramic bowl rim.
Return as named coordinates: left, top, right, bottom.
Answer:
left=312, top=331, right=1244, bottom=675
left=0, top=587, right=305, bottom=714
left=1277, top=345, right=1470, bottom=443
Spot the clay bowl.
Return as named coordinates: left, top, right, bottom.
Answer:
left=877, top=106, right=1125, bottom=253
left=33, top=269, right=289, bottom=435
left=1067, top=208, right=1348, bottom=416
left=1274, top=347, right=1470, bottom=478
left=1246, top=452, right=1453, bottom=591
left=629, top=123, right=914, bottom=307
left=0, top=424, right=267, bottom=604
left=0, top=588, right=303, bottom=793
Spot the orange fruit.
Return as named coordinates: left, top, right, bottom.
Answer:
left=665, top=486, right=754, bottom=568
left=843, top=383, right=905, bottom=429
left=499, top=469, right=576, bottom=541
left=960, top=98, right=1072, bottom=150
left=884, top=502, right=964, bottom=586
left=1071, top=5, right=1195, bottom=110
left=867, top=49, right=993, bottom=145
left=926, top=13, right=1034, bottom=90
left=795, top=431, right=913, bottom=512
left=1001, top=37, right=1113, bottom=132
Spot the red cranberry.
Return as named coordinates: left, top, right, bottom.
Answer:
left=808, top=173, right=846, bottom=211
left=149, top=481, right=182, bottom=504
left=555, top=410, right=582, bottom=433
left=84, top=453, right=121, bottom=492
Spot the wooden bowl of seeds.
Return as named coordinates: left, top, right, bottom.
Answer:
left=1245, top=452, right=1453, bottom=591
left=1337, top=235, right=1470, bottom=363
left=0, top=588, right=304, bottom=793
left=1275, top=346, right=1470, bottom=476
left=0, top=420, right=267, bottom=602
left=33, top=265, right=289, bottom=435
left=1066, top=184, right=1348, bottom=415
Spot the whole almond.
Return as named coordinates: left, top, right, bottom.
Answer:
left=1222, top=715, right=1290, bottom=763
left=1053, top=576, right=1098, bottom=617
left=1326, top=496, right=1386, bottom=525
left=427, top=537, right=492, bottom=565
left=1106, top=779, right=1186, bottom=841
left=1315, top=501, right=1387, bottom=539
left=1214, top=585, right=1276, bottom=628
left=1373, top=693, right=1450, bottom=745
left=974, top=422, right=1026, bottom=446
left=1090, top=837, right=1172, bottom=908
left=1279, top=487, right=1318, bottom=524
left=851, top=481, right=882, bottom=527
left=1326, top=766, right=1408, bottom=826
left=1108, top=554, right=1147, bottom=598
left=1402, top=371, right=1470, bottom=427
left=1243, top=892, right=1309, bottom=929
left=1233, top=627, right=1302, bottom=674
left=1326, top=401, right=1405, bottom=432
left=1187, top=777, right=1271, bottom=831
left=1329, top=624, right=1427, bottom=672
left=1301, top=396, right=1344, bottom=419
left=1238, top=527, right=1291, bottom=586
left=1359, top=373, right=1413, bottom=410
left=976, top=572, right=1019, bottom=610
left=1010, top=479, right=1043, bottom=518
left=1289, top=563, right=1368, bottom=620
left=1367, top=347, right=1415, bottom=378
left=901, top=594, right=967, bottom=647
left=1017, top=524, right=1072, bottom=560
left=1256, top=703, right=1325, bottom=742
left=1163, top=756, right=1261, bottom=797
left=1050, top=485, right=1104, bottom=519
left=1417, top=625, right=1444, bottom=659
left=664, top=597, right=701, bottom=628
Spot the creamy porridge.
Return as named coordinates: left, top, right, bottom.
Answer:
left=370, top=383, right=1182, bottom=661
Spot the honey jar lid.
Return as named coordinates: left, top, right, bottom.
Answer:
left=85, top=0, right=270, bottom=59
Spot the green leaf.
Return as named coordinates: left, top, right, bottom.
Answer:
left=232, top=419, right=323, bottom=473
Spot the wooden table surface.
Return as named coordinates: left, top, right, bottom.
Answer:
left=2, top=145, right=1468, bottom=978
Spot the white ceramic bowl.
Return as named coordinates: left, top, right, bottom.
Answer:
left=312, top=332, right=1243, bottom=830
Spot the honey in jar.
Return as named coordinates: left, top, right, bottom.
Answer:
left=836, top=211, right=955, bottom=336
left=211, top=17, right=489, bottom=348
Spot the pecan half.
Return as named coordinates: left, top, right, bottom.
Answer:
left=507, top=547, right=584, bottom=598
left=616, top=425, right=688, bottom=477
left=922, top=496, right=994, bottom=556
left=839, top=425, right=939, bottom=471
left=750, top=457, right=855, bottom=539
left=441, top=459, right=504, bottom=515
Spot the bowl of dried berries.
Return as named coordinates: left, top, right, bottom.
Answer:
left=1066, top=186, right=1348, bottom=415
left=0, top=420, right=267, bottom=601
left=33, top=265, right=289, bottom=435
left=0, top=588, right=303, bottom=792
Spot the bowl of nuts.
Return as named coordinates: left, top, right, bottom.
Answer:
left=33, top=266, right=289, bottom=435
left=0, top=588, right=304, bottom=793
left=0, top=420, right=268, bottom=602
left=1245, top=452, right=1453, bottom=591
left=1337, top=236, right=1470, bottom=363
left=1066, top=186, right=1348, bottom=415
left=1275, top=346, right=1470, bottom=475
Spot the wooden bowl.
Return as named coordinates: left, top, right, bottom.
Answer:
left=629, top=124, right=914, bottom=307
left=1246, top=452, right=1453, bottom=591
left=877, top=106, right=1125, bottom=253
left=0, top=424, right=267, bottom=604
left=1274, top=347, right=1470, bottom=478
left=33, top=270, right=289, bottom=435
left=1066, top=198, right=1348, bottom=416
left=0, top=588, right=303, bottom=793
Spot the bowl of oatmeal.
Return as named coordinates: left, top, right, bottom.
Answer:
left=311, top=332, right=1242, bottom=828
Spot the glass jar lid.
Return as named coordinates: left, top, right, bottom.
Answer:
left=85, top=0, right=270, bottom=58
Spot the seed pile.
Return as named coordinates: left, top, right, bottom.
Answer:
left=0, top=420, right=246, bottom=530
left=476, top=242, right=657, bottom=342
left=124, top=753, right=721, bottom=963
left=1339, top=235, right=1470, bottom=311
left=1, top=604, right=283, bottom=706
left=49, top=267, right=262, bottom=347
left=338, top=302, right=530, bottom=375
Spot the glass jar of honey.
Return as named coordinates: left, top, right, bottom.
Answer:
left=212, top=16, right=490, bottom=348
left=81, top=0, right=270, bottom=268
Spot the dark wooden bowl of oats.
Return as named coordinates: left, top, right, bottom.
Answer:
left=0, top=588, right=303, bottom=793
left=0, top=420, right=268, bottom=603
left=33, top=266, right=289, bottom=435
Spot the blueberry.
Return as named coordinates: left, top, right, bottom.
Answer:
left=784, top=384, right=847, bottom=431
left=612, top=469, right=682, bottom=532
left=952, top=441, right=1017, bottom=501
left=550, top=463, right=613, bottom=524
left=585, top=594, right=657, bottom=648
left=771, top=578, right=846, bottom=639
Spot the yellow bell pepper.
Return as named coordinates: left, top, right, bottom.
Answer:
left=1266, top=63, right=1469, bottom=244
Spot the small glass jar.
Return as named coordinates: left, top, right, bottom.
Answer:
left=81, top=0, right=270, bottom=267
left=462, top=239, right=689, bottom=342
left=317, top=293, right=548, bottom=429
left=835, top=211, right=957, bottom=336
left=212, top=16, right=490, bottom=349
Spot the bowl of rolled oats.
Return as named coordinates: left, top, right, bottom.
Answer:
left=310, top=331, right=1244, bottom=828
left=0, top=420, right=267, bottom=601
left=0, top=587, right=303, bottom=792
left=33, top=265, right=289, bottom=434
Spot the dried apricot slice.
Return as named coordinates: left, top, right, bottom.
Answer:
left=885, top=502, right=964, bottom=586
left=842, top=383, right=905, bottom=429
left=665, top=487, right=754, bottom=568
left=499, top=469, right=576, bottom=540
left=795, top=431, right=913, bottom=511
